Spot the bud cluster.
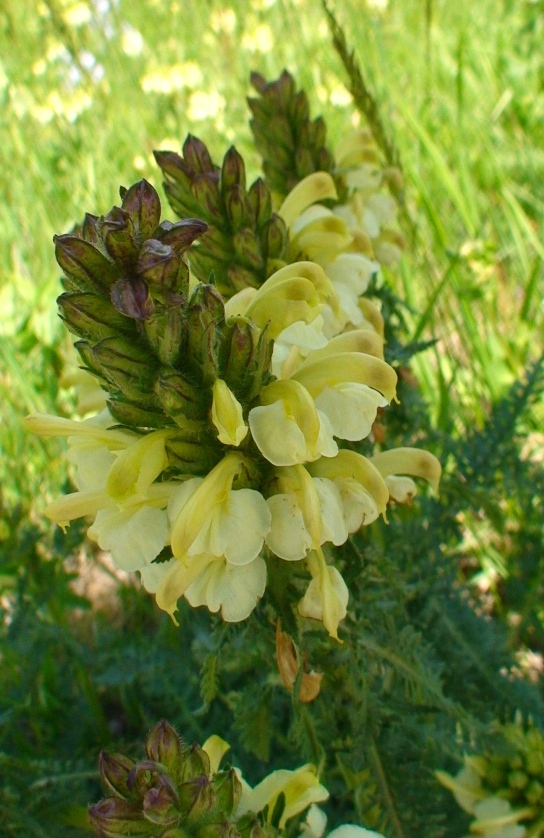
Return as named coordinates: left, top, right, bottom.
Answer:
left=436, top=721, right=544, bottom=836
left=89, top=720, right=328, bottom=838
left=154, top=136, right=287, bottom=297
left=248, top=70, right=345, bottom=201
left=89, top=720, right=274, bottom=838
left=248, top=71, right=405, bottom=271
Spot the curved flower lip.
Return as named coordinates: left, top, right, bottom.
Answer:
left=293, top=352, right=397, bottom=403
left=308, top=450, right=390, bottom=519
left=279, top=172, right=338, bottom=228
left=370, top=447, right=441, bottom=496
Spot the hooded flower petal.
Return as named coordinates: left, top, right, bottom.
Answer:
left=370, top=447, right=441, bottom=496
left=279, top=172, right=338, bottom=228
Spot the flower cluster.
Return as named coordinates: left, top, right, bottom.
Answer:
left=27, top=172, right=440, bottom=639
left=89, top=719, right=385, bottom=838
left=89, top=718, right=328, bottom=837
left=436, top=721, right=544, bottom=837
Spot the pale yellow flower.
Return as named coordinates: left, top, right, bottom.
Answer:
left=238, top=762, right=329, bottom=829
left=298, top=548, right=349, bottom=640
left=249, top=379, right=337, bottom=467
left=211, top=379, right=248, bottom=446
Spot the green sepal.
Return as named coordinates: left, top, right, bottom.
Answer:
left=54, top=234, right=118, bottom=294
left=155, top=370, right=211, bottom=422
left=57, top=292, right=137, bottom=341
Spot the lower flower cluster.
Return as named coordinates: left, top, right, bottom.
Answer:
left=89, top=719, right=383, bottom=838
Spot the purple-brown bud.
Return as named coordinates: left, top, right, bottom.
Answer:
left=99, top=751, right=135, bottom=800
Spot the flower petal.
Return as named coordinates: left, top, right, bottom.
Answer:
left=266, top=494, right=313, bottom=561
left=88, top=505, right=168, bottom=570
left=209, top=489, right=271, bottom=565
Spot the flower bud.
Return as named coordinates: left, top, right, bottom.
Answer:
left=221, top=147, right=246, bottom=193
left=231, top=228, right=264, bottom=271
left=156, top=218, right=209, bottom=255
left=110, top=276, right=154, bottom=320
left=102, top=206, right=139, bottom=266
left=144, top=307, right=184, bottom=366
left=106, top=399, right=166, bottom=430
left=186, top=285, right=225, bottom=384
left=145, top=720, right=184, bottom=777
left=178, top=775, right=216, bottom=825
left=137, top=239, right=181, bottom=291
left=165, top=439, right=222, bottom=475
left=88, top=798, right=154, bottom=837
left=120, top=179, right=162, bottom=242
left=222, top=321, right=273, bottom=404
left=178, top=744, right=211, bottom=783
left=143, top=776, right=180, bottom=826
left=99, top=751, right=136, bottom=799
left=211, top=768, right=242, bottom=816
left=226, top=186, right=253, bottom=231
left=54, top=234, right=117, bottom=294
left=155, top=371, right=210, bottom=421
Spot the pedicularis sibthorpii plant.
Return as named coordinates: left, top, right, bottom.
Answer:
left=23, top=68, right=544, bottom=838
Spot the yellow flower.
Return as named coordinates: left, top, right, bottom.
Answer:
left=211, top=379, right=248, bottom=446
left=308, top=450, right=390, bottom=532
left=249, top=379, right=337, bottom=467
left=279, top=172, right=338, bottom=229
left=298, top=548, right=349, bottom=641
left=237, top=762, right=329, bottom=829
left=370, top=447, right=442, bottom=497
left=168, top=454, right=271, bottom=564
left=265, top=465, right=323, bottom=560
